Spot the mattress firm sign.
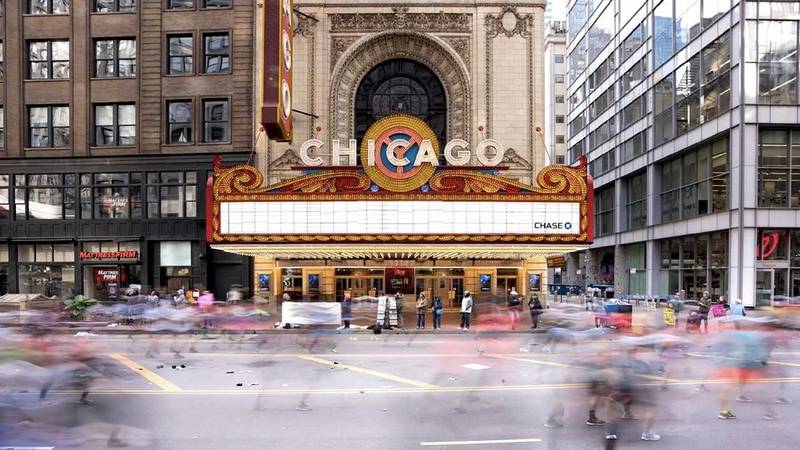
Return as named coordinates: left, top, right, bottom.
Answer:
left=219, top=201, right=581, bottom=236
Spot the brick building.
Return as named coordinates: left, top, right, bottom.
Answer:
left=0, top=0, right=256, bottom=300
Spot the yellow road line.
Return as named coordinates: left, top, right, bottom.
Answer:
left=295, top=355, right=439, bottom=389
left=107, top=353, right=182, bottom=392
left=42, top=376, right=800, bottom=396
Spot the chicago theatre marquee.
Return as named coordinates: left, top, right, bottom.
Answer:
left=206, top=0, right=592, bottom=303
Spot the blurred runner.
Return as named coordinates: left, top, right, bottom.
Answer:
left=528, top=294, right=544, bottom=330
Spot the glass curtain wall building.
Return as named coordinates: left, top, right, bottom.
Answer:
left=564, top=0, right=800, bottom=306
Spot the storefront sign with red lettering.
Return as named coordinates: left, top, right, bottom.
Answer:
left=80, top=251, right=139, bottom=261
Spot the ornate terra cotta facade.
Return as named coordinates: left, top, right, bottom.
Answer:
left=255, top=1, right=549, bottom=187
left=245, top=1, right=586, bottom=302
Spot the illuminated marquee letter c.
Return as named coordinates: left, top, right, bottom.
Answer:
left=299, top=139, right=324, bottom=166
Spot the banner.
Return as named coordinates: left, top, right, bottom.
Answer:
left=281, top=301, right=341, bottom=325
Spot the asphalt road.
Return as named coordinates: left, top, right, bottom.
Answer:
left=4, top=330, right=800, bottom=449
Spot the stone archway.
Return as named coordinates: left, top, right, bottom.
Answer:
left=329, top=31, right=471, bottom=145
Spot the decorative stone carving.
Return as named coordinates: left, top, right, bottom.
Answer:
left=331, top=36, right=359, bottom=69
left=485, top=5, right=536, bottom=179
left=294, top=12, right=317, bottom=38
left=501, top=148, right=532, bottom=170
left=442, top=37, right=471, bottom=67
left=486, top=6, right=532, bottom=39
left=329, top=8, right=472, bottom=33
left=270, top=148, right=303, bottom=169
left=329, top=32, right=471, bottom=146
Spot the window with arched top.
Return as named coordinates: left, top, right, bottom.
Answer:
left=354, top=59, right=447, bottom=147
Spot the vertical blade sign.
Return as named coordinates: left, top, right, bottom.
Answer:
left=262, top=0, right=293, bottom=141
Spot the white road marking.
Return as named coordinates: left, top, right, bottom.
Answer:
left=461, top=363, right=490, bottom=370
left=421, top=438, right=541, bottom=446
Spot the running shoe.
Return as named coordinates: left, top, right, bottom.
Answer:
left=605, top=434, right=618, bottom=440
left=622, top=412, right=639, bottom=420
left=586, top=417, right=606, bottom=426
left=641, top=431, right=661, bottom=441
left=718, top=410, right=736, bottom=420
left=775, top=397, right=792, bottom=405
left=763, top=411, right=778, bottom=421
left=543, top=418, right=564, bottom=428
left=736, top=394, right=753, bottom=403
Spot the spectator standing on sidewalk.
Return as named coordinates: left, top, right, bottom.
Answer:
left=528, top=294, right=544, bottom=329
left=395, top=292, right=405, bottom=328
left=460, top=290, right=473, bottom=331
left=432, top=296, right=443, bottom=332
left=508, top=287, right=522, bottom=330
left=341, top=293, right=352, bottom=329
left=698, top=291, right=712, bottom=333
left=416, top=292, right=427, bottom=329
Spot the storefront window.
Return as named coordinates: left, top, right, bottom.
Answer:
left=660, top=231, right=728, bottom=299
left=19, top=264, right=75, bottom=298
left=0, top=244, right=8, bottom=295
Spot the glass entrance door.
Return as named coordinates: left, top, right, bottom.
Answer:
left=756, top=269, right=774, bottom=307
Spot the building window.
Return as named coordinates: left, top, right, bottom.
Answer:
left=80, top=172, right=143, bottom=219
left=594, top=185, right=615, bottom=237
left=28, top=0, right=69, bottom=14
left=554, top=54, right=564, bottom=64
left=757, top=129, right=800, bottom=207
left=167, top=35, right=193, bottom=75
left=555, top=115, right=565, bottom=124
left=203, top=0, right=230, bottom=7
left=620, top=130, right=647, bottom=163
left=203, top=99, right=229, bottom=142
left=588, top=3, right=613, bottom=61
left=203, top=33, right=230, bottom=73
left=0, top=106, right=4, bottom=148
left=94, top=104, right=136, bottom=146
left=555, top=74, right=565, bottom=84
left=147, top=171, right=197, bottom=218
left=14, top=174, right=77, bottom=219
left=626, top=171, right=647, bottom=230
left=757, top=20, right=798, bottom=104
left=167, top=100, right=192, bottom=144
left=653, top=0, right=674, bottom=67
left=654, top=74, right=674, bottom=145
left=622, top=58, right=647, bottom=92
left=95, top=38, right=136, bottom=77
left=589, top=85, right=615, bottom=121
left=589, top=149, right=616, bottom=177
left=660, top=137, right=728, bottom=224
left=621, top=94, right=646, bottom=130
left=28, top=40, right=70, bottom=79
left=555, top=135, right=565, bottom=144
left=0, top=175, right=9, bottom=219
left=167, top=0, right=193, bottom=9
left=95, top=0, right=136, bottom=12
left=621, top=21, right=646, bottom=63
left=0, top=41, right=4, bottom=79
left=29, top=105, right=70, bottom=148
left=555, top=95, right=564, bottom=104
